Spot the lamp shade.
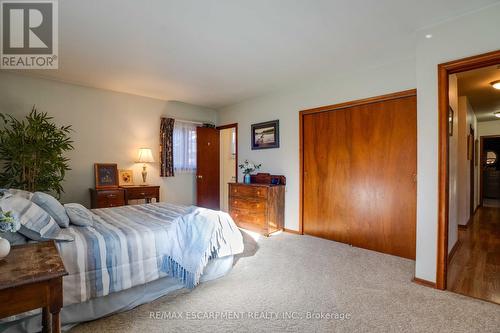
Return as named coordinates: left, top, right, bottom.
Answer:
left=137, top=148, right=154, bottom=163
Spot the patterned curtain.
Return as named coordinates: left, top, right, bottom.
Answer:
left=160, top=117, right=175, bottom=177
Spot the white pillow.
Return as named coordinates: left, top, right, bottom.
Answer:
left=0, top=194, right=73, bottom=242
left=5, top=188, right=33, bottom=200
left=31, top=192, right=70, bottom=228
left=64, top=203, right=94, bottom=227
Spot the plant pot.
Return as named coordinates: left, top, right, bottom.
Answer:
left=244, top=174, right=251, bottom=184
left=0, top=236, right=10, bottom=260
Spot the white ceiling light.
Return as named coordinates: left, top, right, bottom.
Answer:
left=494, top=111, right=500, bottom=118
left=491, top=80, right=500, bottom=90
left=425, top=34, right=433, bottom=39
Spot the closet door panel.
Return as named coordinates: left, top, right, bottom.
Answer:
left=349, top=97, right=417, bottom=259
left=302, top=93, right=417, bottom=260
left=303, top=110, right=351, bottom=244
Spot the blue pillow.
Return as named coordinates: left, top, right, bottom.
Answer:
left=31, top=192, right=70, bottom=228
left=0, top=194, right=73, bottom=242
left=64, top=203, right=94, bottom=227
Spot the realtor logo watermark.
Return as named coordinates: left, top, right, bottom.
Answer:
left=1, top=0, right=58, bottom=69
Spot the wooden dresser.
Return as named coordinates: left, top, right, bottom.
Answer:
left=228, top=173, right=285, bottom=236
left=90, top=185, right=160, bottom=208
left=121, top=185, right=160, bottom=205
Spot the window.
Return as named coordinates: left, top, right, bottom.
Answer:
left=173, top=121, right=197, bottom=172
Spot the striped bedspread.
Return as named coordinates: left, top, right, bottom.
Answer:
left=57, top=203, right=243, bottom=306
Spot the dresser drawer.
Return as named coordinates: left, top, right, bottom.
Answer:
left=229, top=208, right=266, bottom=228
left=230, top=184, right=268, bottom=199
left=229, top=197, right=267, bottom=213
left=94, top=189, right=125, bottom=208
left=125, top=187, right=159, bottom=200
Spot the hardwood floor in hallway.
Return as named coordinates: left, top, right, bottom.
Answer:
left=448, top=207, right=500, bottom=304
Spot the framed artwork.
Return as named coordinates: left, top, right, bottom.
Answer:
left=448, top=106, right=454, bottom=136
left=94, top=163, right=118, bottom=189
left=119, top=169, right=134, bottom=186
left=251, top=120, right=279, bottom=150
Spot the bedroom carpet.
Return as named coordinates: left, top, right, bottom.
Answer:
left=70, top=230, right=500, bottom=333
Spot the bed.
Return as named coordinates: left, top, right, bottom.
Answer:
left=0, top=202, right=244, bottom=332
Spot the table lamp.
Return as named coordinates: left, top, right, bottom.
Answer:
left=136, top=148, right=154, bottom=184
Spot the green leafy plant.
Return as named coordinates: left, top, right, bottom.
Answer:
left=0, top=107, right=74, bottom=198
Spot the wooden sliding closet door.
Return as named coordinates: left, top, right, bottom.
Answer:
left=302, top=93, right=417, bottom=259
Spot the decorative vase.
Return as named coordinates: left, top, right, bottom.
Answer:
left=0, top=236, right=10, bottom=260
left=244, top=174, right=251, bottom=184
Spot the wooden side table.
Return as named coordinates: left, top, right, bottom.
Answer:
left=0, top=241, right=68, bottom=333
left=120, top=185, right=160, bottom=205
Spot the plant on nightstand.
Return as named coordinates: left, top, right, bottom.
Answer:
left=0, top=207, right=19, bottom=260
left=0, top=107, right=74, bottom=199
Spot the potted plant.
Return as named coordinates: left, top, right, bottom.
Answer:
left=238, top=160, right=262, bottom=184
left=0, top=207, right=20, bottom=260
left=0, top=107, right=74, bottom=199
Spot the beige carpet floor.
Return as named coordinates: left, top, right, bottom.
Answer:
left=70, top=231, right=500, bottom=333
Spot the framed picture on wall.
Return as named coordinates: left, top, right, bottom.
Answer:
left=251, top=120, right=280, bottom=150
left=94, top=163, right=119, bottom=189
left=448, top=106, right=454, bottom=136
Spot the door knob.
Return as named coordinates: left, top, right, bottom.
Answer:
left=197, top=175, right=203, bottom=179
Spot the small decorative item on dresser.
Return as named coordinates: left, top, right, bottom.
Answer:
left=239, top=160, right=261, bottom=184
left=94, top=163, right=119, bottom=189
left=136, top=148, right=155, bottom=184
left=119, top=169, right=134, bottom=186
left=0, top=207, right=20, bottom=260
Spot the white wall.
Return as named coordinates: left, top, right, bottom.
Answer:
left=478, top=120, right=500, bottom=137
left=447, top=75, right=459, bottom=253
left=0, top=72, right=217, bottom=207
left=415, top=3, right=500, bottom=282
left=457, top=97, right=478, bottom=227
left=219, top=127, right=236, bottom=212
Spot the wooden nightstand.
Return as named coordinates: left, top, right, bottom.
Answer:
left=89, top=188, right=126, bottom=208
left=0, top=241, right=67, bottom=333
left=120, top=185, right=160, bottom=205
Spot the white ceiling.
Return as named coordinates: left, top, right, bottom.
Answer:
left=458, top=65, right=500, bottom=122
left=11, top=0, right=500, bottom=109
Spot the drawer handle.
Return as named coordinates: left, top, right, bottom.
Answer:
left=107, top=194, right=116, bottom=198
left=140, top=192, right=146, bottom=196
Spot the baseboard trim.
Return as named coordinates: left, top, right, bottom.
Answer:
left=412, top=277, right=437, bottom=289
left=447, top=240, right=461, bottom=263
left=283, top=228, right=301, bottom=235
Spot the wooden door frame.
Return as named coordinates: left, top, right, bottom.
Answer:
left=469, top=126, right=475, bottom=217
left=436, top=50, right=500, bottom=290
left=479, top=135, right=500, bottom=206
left=216, top=123, right=239, bottom=183
left=299, top=89, right=417, bottom=235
